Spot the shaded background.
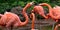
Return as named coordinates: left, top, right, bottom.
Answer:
left=0, top=0, right=60, bottom=13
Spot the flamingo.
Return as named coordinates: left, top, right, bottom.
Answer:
left=53, top=6, right=60, bottom=30
left=31, top=5, right=48, bottom=19
left=39, top=3, right=60, bottom=30
left=30, top=12, right=35, bottom=30
left=0, top=2, right=34, bottom=30
left=30, top=5, right=48, bottom=30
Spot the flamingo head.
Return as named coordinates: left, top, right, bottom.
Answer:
left=26, top=1, right=35, bottom=7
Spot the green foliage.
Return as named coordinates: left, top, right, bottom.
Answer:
left=0, top=0, right=60, bottom=14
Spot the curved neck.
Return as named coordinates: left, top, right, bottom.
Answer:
left=45, top=4, right=57, bottom=19
left=41, top=4, right=56, bottom=19
left=30, top=13, right=35, bottom=29
left=47, top=4, right=52, bottom=9
left=20, top=12, right=28, bottom=26
left=39, top=3, right=52, bottom=12
left=19, top=3, right=32, bottom=26
left=43, top=4, right=52, bottom=11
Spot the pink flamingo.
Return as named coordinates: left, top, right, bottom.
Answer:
left=30, top=5, right=49, bottom=30
left=39, top=3, right=60, bottom=30
left=0, top=2, right=34, bottom=30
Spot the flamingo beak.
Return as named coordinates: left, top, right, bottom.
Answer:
left=30, top=1, right=35, bottom=5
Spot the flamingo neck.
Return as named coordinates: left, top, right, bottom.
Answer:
left=18, top=3, right=32, bottom=26
left=43, top=4, right=52, bottom=11
left=31, top=13, right=35, bottom=29
left=42, top=4, right=57, bottom=19
left=45, top=4, right=56, bottom=19
left=20, top=12, right=28, bottom=26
